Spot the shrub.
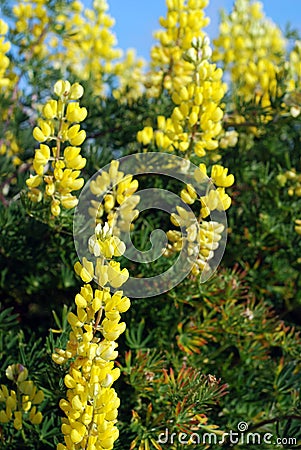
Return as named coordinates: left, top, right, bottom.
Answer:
left=0, top=0, right=300, bottom=449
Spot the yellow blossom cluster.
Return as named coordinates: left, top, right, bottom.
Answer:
left=12, top=0, right=50, bottom=60
left=137, top=33, right=233, bottom=279
left=26, top=80, right=87, bottom=216
left=283, top=41, right=301, bottom=118
left=0, top=364, right=44, bottom=430
left=138, top=36, right=227, bottom=158
left=52, top=0, right=121, bottom=95
left=213, top=0, right=286, bottom=106
left=277, top=169, right=301, bottom=237
left=167, top=215, right=225, bottom=276
left=165, top=163, right=234, bottom=275
left=219, top=130, right=239, bottom=150
left=146, top=0, right=210, bottom=97
left=0, top=19, right=23, bottom=166
left=283, top=91, right=301, bottom=119
left=88, top=223, right=126, bottom=260
left=89, top=160, right=140, bottom=234
left=295, top=219, right=301, bottom=236
left=53, top=0, right=146, bottom=98
left=193, top=163, right=234, bottom=217
left=113, top=49, right=145, bottom=104
left=11, top=0, right=143, bottom=99
left=53, top=221, right=131, bottom=449
left=289, top=41, right=301, bottom=91
left=0, top=131, right=22, bottom=166
left=277, top=168, right=301, bottom=197
left=0, top=19, right=11, bottom=90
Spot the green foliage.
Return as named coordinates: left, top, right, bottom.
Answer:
left=0, top=0, right=301, bottom=449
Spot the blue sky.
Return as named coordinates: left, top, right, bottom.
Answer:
left=89, top=0, right=301, bottom=60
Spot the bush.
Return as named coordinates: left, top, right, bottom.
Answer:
left=0, top=0, right=300, bottom=449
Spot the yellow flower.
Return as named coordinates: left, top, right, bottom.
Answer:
left=42, top=100, right=58, bottom=119
left=213, top=0, right=285, bottom=106
left=107, top=261, right=129, bottom=288
left=0, top=18, right=9, bottom=35
left=147, top=0, right=210, bottom=97
left=6, top=364, right=28, bottom=383
left=137, top=126, right=154, bottom=145
left=67, top=124, right=86, bottom=146
left=34, top=143, right=51, bottom=167
left=102, top=318, right=126, bottom=341
left=13, top=411, right=22, bottom=430
left=181, top=183, right=197, bottom=204
left=194, top=163, right=208, bottom=183
left=29, top=407, right=42, bottom=425
left=51, top=199, right=61, bottom=217
left=54, top=80, right=71, bottom=98
left=27, top=80, right=87, bottom=217
left=63, top=146, right=86, bottom=169
left=89, top=223, right=126, bottom=259
left=60, top=194, right=78, bottom=209
left=105, top=291, right=131, bottom=314
left=69, top=82, right=84, bottom=100
left=116, top=175, right=138, bottom=205
left=0, top=410, right=10, bottom=423
left=95, top=260, right=109, bottom=286
left=141, top=35, right=226, bottom=159
left=171, top=206, right=196, bottom=228
left=295, top=219, right=301, bottom=235
left=33, top=121, right=52, bottom=142
left=26, top=175, right=42, bottom=188
left=58, top=169, right=84, bottom=193
left=66, top=102, right=87, bottom=123
left=90, top=171, right=112, bottom=196
left=74, top=257, right=94, bottom=283
left=211, top=165, right=235, bottom=187
left=0, top=365, right=44, bottom=430
left=216, top=187, right=232, bottom=211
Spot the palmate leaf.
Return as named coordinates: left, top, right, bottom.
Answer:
left=176, top=320, right=215, bottom=355
left=121, top=348, right=166, bottom=395
left=125, top=318, right=154, bottom=350
left=160, top=366, right=228, bottom=406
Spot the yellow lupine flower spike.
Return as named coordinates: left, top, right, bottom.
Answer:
left=26, top=80, right=87, bottom=216
left=54, top=212, right=133, bottom=449
left=0, top=364, right=44, bottom=431
left=138, top=36, right=226, bottom=159
left=213, top=0, right=285, bottom=108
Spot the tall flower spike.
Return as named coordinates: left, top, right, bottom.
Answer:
left=164, top=160, right=234, bottom=278
left=146, top=0, right=210, bottom=97
left=53, top=234, right=130, bottom=449
left=138, top=32, right=232, bottom=280
left=12, top=0, right=50, bottom=64
left=0, top=364, right=44, bottom=431
left=53, top=165, right=138, bottom=449
left=113, top=49, right=145, bottom=105
left=288, top=41, right=301, bottom=91
left=0, top=19, right=11, bottom=90
left=138, top=36, right=227, bottom=159
left=26, top=80, right=87, bottom=216
left=213, top=0, right=285, bottom=108
left=89, top=159, right=140, bottom=236
left=0, top=20, right=22, bottom=166
left=51, top=0, right=122, bottom=96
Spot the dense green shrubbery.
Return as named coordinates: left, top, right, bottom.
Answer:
left=0, top=0, right=301, bottom=448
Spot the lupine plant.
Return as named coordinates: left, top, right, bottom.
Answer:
left=0, top=0, right=301, bottom=449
